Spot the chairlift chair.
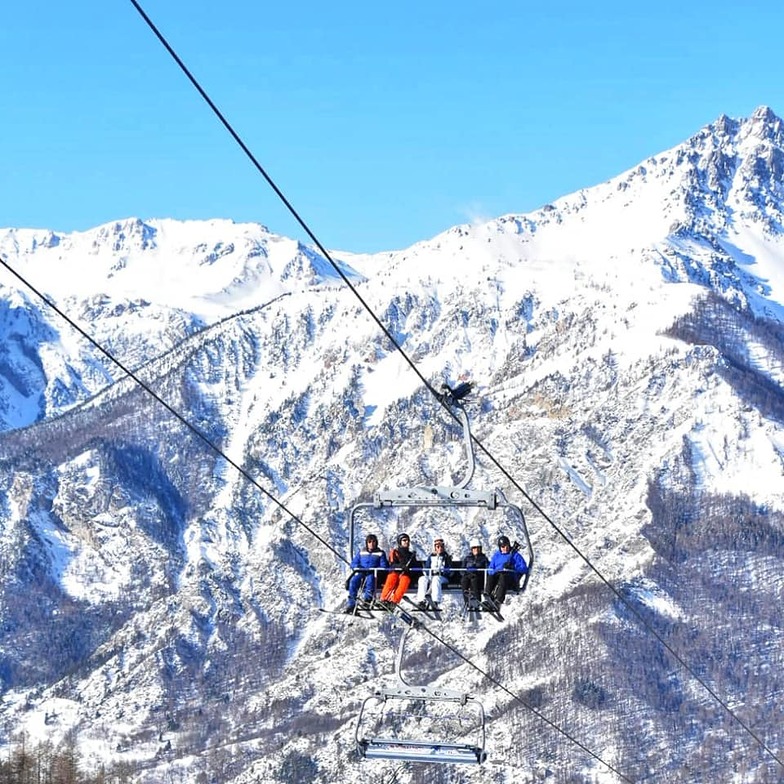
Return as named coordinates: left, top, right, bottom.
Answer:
left=347, top=381, right=533, bottom=595
left=355, top=625, right=488, bottom=765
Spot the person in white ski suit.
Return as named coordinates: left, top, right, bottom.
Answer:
left=416, top=536, right=452, bottom=609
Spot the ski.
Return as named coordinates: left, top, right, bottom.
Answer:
left=403, top=596, right=443, bottom=619
left=480, top=593, right=504, bottom=621
left=318, top=607, right=376, bottom=620
left=321, top=600, right=428, bottom=627
left=461, top=595, right=504, bottom=622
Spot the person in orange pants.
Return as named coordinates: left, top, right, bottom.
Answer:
left=380, top=533, right=419, bottom=606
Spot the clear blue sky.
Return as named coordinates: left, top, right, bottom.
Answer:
left=2, top=1, right=784, bottom=253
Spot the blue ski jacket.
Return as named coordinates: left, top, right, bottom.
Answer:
left=351, top=547, right=389, bottom=572
left=487, top=550, right=528, bottom=576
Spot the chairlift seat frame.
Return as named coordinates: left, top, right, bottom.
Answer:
left=355, top=626, right=488, bottom=765
left=358, top=736, right=487, bottom=765
left=347, top=396, right=533, bottom=594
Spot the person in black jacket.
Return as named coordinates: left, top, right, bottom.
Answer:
left=380, top=533, right=420, bottom=606
left=460, top=537, right=488, bottom=607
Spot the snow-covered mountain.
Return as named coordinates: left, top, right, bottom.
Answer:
left=0, top=106, right=783, bottom=783
left=0, top=218, right=363, bottom=432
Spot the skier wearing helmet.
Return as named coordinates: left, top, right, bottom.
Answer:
left=460, top=537, right=489, bottom=607
left=379, top=533, right=420, bottom=607
left=484, top=535, right=528, bottom=606
left=346, top=533, right=389, bottom=613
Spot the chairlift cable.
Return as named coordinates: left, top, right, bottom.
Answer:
left=0, top=255, right=349, bottom=569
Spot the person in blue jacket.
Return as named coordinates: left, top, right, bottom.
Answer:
left=346, top=533, right=389, bottom=612
left=483, top=535, right=528, bottom=606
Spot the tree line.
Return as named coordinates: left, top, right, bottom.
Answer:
left=0, top=734, right=136, bottom=784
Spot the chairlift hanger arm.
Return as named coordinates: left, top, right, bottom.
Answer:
left=378, top=625, right=470, bottom=701
left=434, top=385, right=476, bottom=489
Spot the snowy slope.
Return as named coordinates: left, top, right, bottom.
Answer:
left=0, top=218, right=364, bottom=431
